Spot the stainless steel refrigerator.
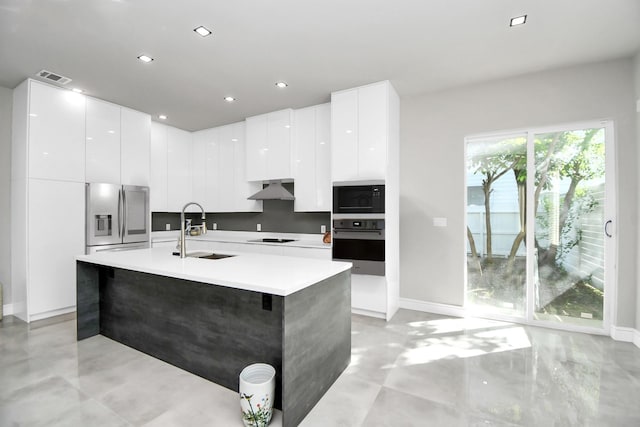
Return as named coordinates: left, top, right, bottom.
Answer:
left=85, top=183, right=150, bottom=254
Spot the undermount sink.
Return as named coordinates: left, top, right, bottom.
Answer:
left=173, top=251, right=235, bottom=260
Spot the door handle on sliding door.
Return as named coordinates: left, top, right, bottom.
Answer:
left=604, top=220, right=612, bottom=238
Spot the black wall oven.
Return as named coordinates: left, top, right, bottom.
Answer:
left=332, top=218, right=385, bottom=276
left=333, top=184, right=385, bottom=214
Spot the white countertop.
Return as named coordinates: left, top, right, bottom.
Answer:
left=77, top=247, right=350, bottom=296
left=151, top=230, right=331, bottom=250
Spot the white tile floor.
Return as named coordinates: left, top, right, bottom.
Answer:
left=1, top=310, right=639, bottom=426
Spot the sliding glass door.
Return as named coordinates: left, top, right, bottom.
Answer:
left=465, top=122, right=614, bottom=332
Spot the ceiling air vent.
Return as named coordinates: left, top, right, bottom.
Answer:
left=36, top=70, right=72, bottom=85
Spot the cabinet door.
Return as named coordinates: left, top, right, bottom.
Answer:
left=357, top=83, right=387, bottom=180
left=315, top=103, right=332, bottom=211
left=245, top=115, right=268, bottom=181
left=266, top=109, right=293, bottom=179
left=203, top=128, right=221, bottom=212
left=233, top=122, right=262, bottom=212
left=121, top=107, right=151, bottom=186
left=28, top=179, right=85, bottom=318
left=28, top=81, right=86, bottom=182
left=85, top=98, right=121, bottom=184
left=150, top=122, right=168, bottom=211
left=192, top=130, right=208, bottom=210
left=292, top=106, right=316, bottom=212
left=331, top=89, right=359, bottom=182
left=167, top=127, right=193, bottom=212
left=218, top=125, right=236, bottom=212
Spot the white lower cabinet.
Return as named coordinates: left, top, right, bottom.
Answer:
left=351, top=274, right=387, bottom=317
left=27, top=179, right=85, bottom=320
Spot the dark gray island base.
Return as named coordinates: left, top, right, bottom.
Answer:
left=77, top=261, right=351, bottom=427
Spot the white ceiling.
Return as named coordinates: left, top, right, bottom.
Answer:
left=1, top=0, right=639, bottom=131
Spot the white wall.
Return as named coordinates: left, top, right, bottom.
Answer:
left=400, top=58, right=638, bottom=328
left=0, top=86, right=12, bottom=310
left=634, top=52, right=640, bottom=332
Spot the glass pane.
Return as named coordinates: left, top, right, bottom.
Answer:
left=533, top=128, right=605, bottom=328
left=466, top=135, right=527, bottom=317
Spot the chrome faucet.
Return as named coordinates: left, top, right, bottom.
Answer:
left=180, top=202, right=206, bottom=258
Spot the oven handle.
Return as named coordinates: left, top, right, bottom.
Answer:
left=333, top=230, right=385, bottom=240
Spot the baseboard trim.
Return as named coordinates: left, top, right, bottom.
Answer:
left=352, top=308, right=386, bottom=319
left=399, top=298, right=465, bottom=318
left=2, top=303, right=14, bottom=317
left=29, top=306, right=76, bottom=323
left=607, top=325, right=640, bottom=349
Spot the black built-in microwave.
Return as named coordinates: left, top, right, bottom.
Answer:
left=333, top=184, right=385, bottom=214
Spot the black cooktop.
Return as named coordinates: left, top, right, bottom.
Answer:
left=248, top=238, right=297, bottom=243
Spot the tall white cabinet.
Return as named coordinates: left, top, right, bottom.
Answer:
left=11, top=79, right=86, bottom=322
left=331, top=80, right=400, bottom=320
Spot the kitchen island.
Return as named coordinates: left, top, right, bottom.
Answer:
left=76, top=247, right=352, bottom=427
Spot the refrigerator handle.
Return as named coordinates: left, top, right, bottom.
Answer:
left=122, top=188, right=127, bottom=238
left=117, top=188, right=122, bottom=238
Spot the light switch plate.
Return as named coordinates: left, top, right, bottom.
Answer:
left=321, top=225, right=326, bottom=233
left=165, top=223, right=171, bottom=231
left=212, top=223, right=217, bottom=230
left=257, top=223, right=261, bottom=232
left=433, top=217, right=447, bottom=227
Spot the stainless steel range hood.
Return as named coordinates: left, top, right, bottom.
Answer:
left=247, top=181, right=295, bottom=200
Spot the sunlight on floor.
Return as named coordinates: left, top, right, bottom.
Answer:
left=399, top=324, right=532, bottom=366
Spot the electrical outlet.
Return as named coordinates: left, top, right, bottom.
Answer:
left=257, top=223, right=261, bottom=232
left=433, top=217, right=448, bottom=227
left=321, top=225, right=326, bottom=233
left=165, top=223, right=171, bottom=231
left=212, top=222, right=217, bottom=230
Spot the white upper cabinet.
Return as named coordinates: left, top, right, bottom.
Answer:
left=192, top=127, right=220, bottom=212
left=193, top=122, right=262, bottom=213
left=86, top=100, right=150, bottom=186
left=217, top=125, right=236, bottom=211
left=150, top=122, right=168, bottom=211
left=331, top=81, right=391, bottom=182
left=28, top=80, right=86, bottom=182
left=167, top=127, right=193, bottom=212
left=245, top=114, right=268, bottom=181
left=357, top=83, right=388, bottom=179
left=331, top=89, right=359, bottom=182
left=86, top=98, right=121, bottom=184
left=232, top=122, right=263, bottom=212
left=121, top=107, right=151, bottom=186
left=246, top=109, right=293, bottom=181
left=292, top=103, right=331, bottom=212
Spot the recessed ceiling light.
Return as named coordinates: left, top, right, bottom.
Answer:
left=158, top=114, right=167, bottom=120
left=137, top=54, right=154, bottom=63
left=275, top=81, right=288, bottom=88
left=72, top=88, right=83, bottom=93
left=194, top=26, right=212, bottom=37
left=224, top=96, right=236, bottom=102
left=510, top=15, right=527, bottom=27
left=231, top=138, right=239, bottom=142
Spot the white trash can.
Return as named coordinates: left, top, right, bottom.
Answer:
left=239, top=363, right=276, bottom=427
